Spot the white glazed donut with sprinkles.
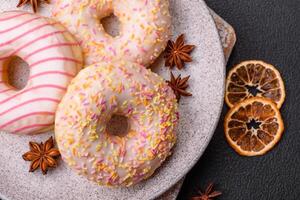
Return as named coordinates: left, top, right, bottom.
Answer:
left=0, top=11, right=83, bottom=135
left=55, top=60, right=178, bottom=187
left=51, top=0, right=172, bottom=67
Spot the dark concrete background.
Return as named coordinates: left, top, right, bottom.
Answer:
left=177, top=0, right=300, bottom=199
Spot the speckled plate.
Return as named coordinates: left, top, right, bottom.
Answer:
left=0, top=0, right=225, bottom=200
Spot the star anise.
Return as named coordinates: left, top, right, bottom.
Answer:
left=192, top=183, right=222, bottom=200
left=165, top=34, right=195, bottom=70
left=167, top=72, right=192, bottom=101
left=17, top=0, right=50, bottom=13
left=22, top=136, right=61, bottom=175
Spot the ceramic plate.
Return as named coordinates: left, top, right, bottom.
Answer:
left=0, top=0, right=225, bottom=199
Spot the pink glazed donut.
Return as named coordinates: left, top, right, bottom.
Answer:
left=0, top=11, right=83, bottom=135
left=52, top=0, right=171, bottom=66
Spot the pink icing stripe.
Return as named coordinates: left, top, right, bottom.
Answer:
left=0, top=112, right=54, bottom=129
left=0, top=98, right=60, bottom=116
left=0, top=88, right=13, bottom=94
left=0, top=84, right=66, bottom=105
left=0, top=31, right=67, bottom=61
left=14, top=124, right=52, bottom=133
left=24, top=42, right=78, bottom=60
left=30, top=57, right=82, bottom=68
left=0, top=12, right=27, bottom=22
left=29, top=71, right=75, bottom=80
left=14, top=123, right=53, bottom=133
left=0, top=17, right=41, bottom=34
left=0, top=22, right=58, bottom=47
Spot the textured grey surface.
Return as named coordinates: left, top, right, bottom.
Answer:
left=0, top=0, right=225, bottom=200
left=178, top=0, right=300, bottom=199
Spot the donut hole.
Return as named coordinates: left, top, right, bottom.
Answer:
left=4, top=56, right=29, bottom=90
left=106, top=114, right=129, bottom=137
left=100, top=14, right=121, bottom=37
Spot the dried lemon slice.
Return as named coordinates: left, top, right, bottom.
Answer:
left=225, top=60, right=285, bottom=108
left=224, top=97, right=284, bottom=156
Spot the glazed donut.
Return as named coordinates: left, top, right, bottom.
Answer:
left=55, top=60, right=178, bottom=187
left=0, top=11, right=83, bottom=135
left=52, top=0, right=171, bottom=66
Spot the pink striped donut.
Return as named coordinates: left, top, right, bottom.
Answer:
left=0, top=11, right=83, bottom=135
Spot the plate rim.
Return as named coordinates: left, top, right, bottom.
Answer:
left=150, top=0, right=226, bottom=199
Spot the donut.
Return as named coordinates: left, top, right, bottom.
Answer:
left=0, top=11, right=83, bottom=135
left=55, top=60, right=178, bottom=187
left=51, top=0, right=171, bottom=66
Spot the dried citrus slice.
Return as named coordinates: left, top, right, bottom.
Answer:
left=225, top=60, right=285, bottom=108
left=224, top=97, right=284, bottom=156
